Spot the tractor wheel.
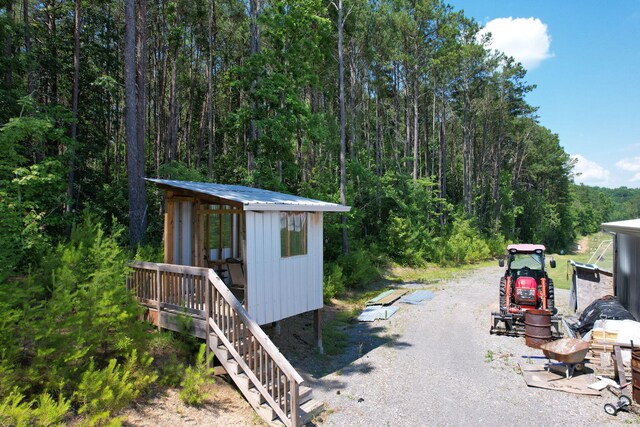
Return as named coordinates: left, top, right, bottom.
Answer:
left=547, top=279, right=556, bottom=314
left=499, top=278, right=506, bottom=309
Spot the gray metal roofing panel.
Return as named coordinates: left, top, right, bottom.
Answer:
left=357, top=305, right=399, bottom=322
left=602, top=219, right=640, bottom=236
left=399, top=290, right=434, bottom=304
left=147, top=178, right=351, bottom=212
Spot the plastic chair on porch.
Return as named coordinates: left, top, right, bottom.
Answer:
left=225, top=258, right=246, bottom=304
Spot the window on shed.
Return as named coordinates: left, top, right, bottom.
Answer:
left=280, top=212, right=307, bottom=257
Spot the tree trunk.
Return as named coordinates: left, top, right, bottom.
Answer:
left=248, top=0, right=261, bottom=173
left=404, top=64, right=411, bottom=173
left=4, top=1, right=13, bottom=89
left=23, top=0, right=33, bottom=94
left=348, top=39, right=357, bottom=162
left=136, top=0, right=148, bottom=185
left=125, top=0, right=147, bottom=246
left=493, top=78, right=505, bottom=232
left=462, top=81, right=471, bottom=214
left=375, top=89, right=381, bottom=177
left=207, top=0, right=216, bottom=179
left=438, top=82, right=446, bottom=199
left=337, top=0, right=349, bottom=256
left=66, top=0, right=81, bottom=232
left=412, top=63, right=419, bottom=180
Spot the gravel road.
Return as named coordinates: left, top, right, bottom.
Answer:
left=300, top=266, right=636, bottom=427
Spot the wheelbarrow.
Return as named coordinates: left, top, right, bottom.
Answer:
left=540, top=338, right=590, bottom=379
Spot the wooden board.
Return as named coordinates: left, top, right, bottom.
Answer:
left=518, top=363, right=601, bottom=395
left=366, top=289, right=407, bottom=306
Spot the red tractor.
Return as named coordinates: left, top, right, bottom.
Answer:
left=490, top=244, right=562, bottom=337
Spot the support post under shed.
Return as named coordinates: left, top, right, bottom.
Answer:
left=314, top=308, right=323, bottom=355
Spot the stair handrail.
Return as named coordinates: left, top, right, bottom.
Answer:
left=206, top=269, right=304, bottom=384
left=206, top=269, right=303, bottom=426
left=127, top=261, right=304, bottom=426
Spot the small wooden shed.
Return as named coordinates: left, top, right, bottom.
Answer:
left=147, top=178, right=350, bottom=326
left=601, top=219, right=640, bottom=320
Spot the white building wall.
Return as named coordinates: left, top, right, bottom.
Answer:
left=245, top=211, right=323, bottom=325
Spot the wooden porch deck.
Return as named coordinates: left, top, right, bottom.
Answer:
left=127, top=261, right=323, bottom=426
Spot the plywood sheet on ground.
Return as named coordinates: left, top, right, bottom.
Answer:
left=518, top=363, right=601, bottom=395
left=366, top=289, right=407, bottom=306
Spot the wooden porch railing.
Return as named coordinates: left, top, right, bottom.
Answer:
left=127, top=261, right=209, bottom=320
left=127, top=262, right=304, bottom=427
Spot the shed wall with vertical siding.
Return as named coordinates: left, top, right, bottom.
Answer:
left=245, top=211, right=323, bottom=325
left=615, top=233, right=640, bottom=320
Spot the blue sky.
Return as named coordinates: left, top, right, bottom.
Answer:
left=450, top=0, right=640, bottom=188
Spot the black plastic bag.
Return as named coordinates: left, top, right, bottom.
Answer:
left=572, top=295, right=636, bottom=336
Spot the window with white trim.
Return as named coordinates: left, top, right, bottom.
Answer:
left=280, top=212, right=307, bottom=257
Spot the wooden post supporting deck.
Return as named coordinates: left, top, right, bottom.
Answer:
left=314, top=308, right=324, bottom=355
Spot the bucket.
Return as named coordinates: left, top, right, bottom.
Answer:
left=632, top=350, right=640, bottom=403
left=525, top=309, right=552, bottom=349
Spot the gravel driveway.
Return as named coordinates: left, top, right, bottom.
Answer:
left=300, top=266, right=636, bottom=427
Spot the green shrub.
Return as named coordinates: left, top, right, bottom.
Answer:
left=0, top=389, right=70, bottom=427
left=440, top=219, right=491, bottom=265
left=179, top=344, right=214, bottom=406
left=74, top=351, right=156, bottom=425
left=386, top=215, right=430, bottom=267
left=339, top=247, right=379, bottom=289
left=323, top=262, right=346, bottom=302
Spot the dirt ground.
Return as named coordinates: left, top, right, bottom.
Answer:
left=123, top=265, right=639, bottom=426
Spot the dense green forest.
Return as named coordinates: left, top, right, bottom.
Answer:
left=1, top=0, right=639, bottom=424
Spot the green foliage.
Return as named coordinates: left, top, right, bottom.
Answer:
left=74, top=351, right=156, bottom=425
left=0, top=218, right=156, bottom=424
left=321, top=310, right=355, bottom=357
left=386, top=215, right=430, bottom=266
left=571, top=184, right=640, bottom=234
left=0, top=389, right=70, bottom=427
left=323, top=262, right=346, bottom=302
left=437, top=218, right=491, bottom=265
left=179, top=344, right=214, bottom=406
left=0, top=113, right=69, bottom=279
left=339, top=247, right=380, bottom=289
left=158, top=161, right=208, bottom=182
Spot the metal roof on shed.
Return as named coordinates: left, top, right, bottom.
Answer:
left=602, top=219, right=640, bottom=236
left=147, top=178, right=351, bottom=212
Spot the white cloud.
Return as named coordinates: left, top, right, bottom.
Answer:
left=616, top=157, right=640, bottom=182
left=571, top=154, right=611, bottom=185
left=480, top=17, right=553, bottom=69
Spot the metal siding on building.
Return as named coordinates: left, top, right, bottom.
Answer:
left=245, top=212, right=259, bottom=323
left=243, top=211, right=324, bottom=325
left=632, top=235, right=640, bottom=320
left=617, top=233, right=640, bottom=320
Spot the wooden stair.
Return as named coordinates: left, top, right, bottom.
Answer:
left=128, top=262, right=323, bottom=426
left=209, top=334, right=323, bottom=425
left=204, top=269, right=323, bottom=426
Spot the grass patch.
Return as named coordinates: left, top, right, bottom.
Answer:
left=384, top=260, right=495, bottom=284
left=546, top=232, right=613, bottom=290
left=322, top=309, right=358, bottom=356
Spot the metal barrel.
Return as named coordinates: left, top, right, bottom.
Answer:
left=632, top=350, right=640, bottom=403
left=525, top=309, right=553, bottom=349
